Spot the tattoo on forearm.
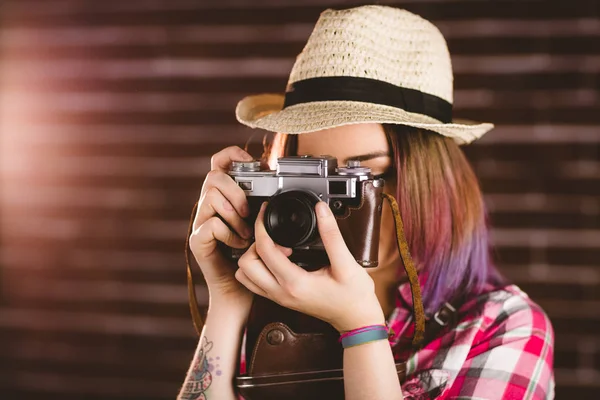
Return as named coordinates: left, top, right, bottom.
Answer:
left=180, top=336, right=222, bottom=400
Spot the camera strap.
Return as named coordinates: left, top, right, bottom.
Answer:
left=185, top=200, right=205, bottom=336
left=381, top=193, right=426, bottom=347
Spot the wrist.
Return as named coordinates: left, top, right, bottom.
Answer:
left=208, top=291, right=253, bottom=319
left=332, top=296, right=386, bottom=333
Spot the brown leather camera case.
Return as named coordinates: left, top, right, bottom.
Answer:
left=236, top=299, right=407, bottom=400
left=335, top=179, right=384, bottom=267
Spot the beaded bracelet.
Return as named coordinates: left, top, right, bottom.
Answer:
left=339, top=324, right=389, bottom=349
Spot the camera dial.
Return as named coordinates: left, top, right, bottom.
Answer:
left=230, top=160, right=261, bottom=172
left=336, top=160, right=371, bottom=176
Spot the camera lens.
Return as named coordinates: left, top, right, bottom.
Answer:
left=264, top=191, right=319, bottom=248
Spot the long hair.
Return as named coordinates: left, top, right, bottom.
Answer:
left=263, top=125, right=504, bottom=314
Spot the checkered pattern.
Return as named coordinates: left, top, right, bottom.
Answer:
left=239, top=284, right=554, bottom=399
left=389, top=284, right=555, bottom=399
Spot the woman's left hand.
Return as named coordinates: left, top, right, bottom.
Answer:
left=235, top=201, right=386, bottom=332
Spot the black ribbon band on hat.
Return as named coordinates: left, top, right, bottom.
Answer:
left=283, top=76, right=453, bottom=124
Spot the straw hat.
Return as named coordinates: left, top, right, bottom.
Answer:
left=235, top=5, right=493, bottom=145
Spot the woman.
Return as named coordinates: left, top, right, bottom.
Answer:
left=179, top=5, right=554, bottom=400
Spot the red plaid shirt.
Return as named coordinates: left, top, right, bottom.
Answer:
left=390, top=282, right=555, bottom=399
left=240, top=283, right=555, bottom=399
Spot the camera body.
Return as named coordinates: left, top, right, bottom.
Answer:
left=226, top=155, right=384, bottom=270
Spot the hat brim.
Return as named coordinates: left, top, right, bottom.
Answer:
left=236, top=94, right=493, bottom=145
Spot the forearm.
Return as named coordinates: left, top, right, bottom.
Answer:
left=178, top=297, right=248, bottom=400
left=343, top=339, right=403, bottom=400
left=339, top=297, right=403, bottom=400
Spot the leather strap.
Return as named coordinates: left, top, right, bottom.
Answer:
left=186, top=200, right=204, bottom=336
left=381, top=193, right=426, bottom=347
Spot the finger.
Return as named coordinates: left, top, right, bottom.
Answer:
left=193, top=216, right=250, bottom=251
left=237, top=243, right=283, bottom=296
left=201, top=169, right=249, bottom=218
left=254, top=202, right=305, bottom=283
left=242, top=239, right=294, bottom=263
left=234, top=268, right=267, bottom=298
left=315, top=201, right=356, bottom=267
left=196, top=187, right=251, bottom=239
left=210, top=146, right=254, bottom=172
left=277, top=244, right=294, bottom=258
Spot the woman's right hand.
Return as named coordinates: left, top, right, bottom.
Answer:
left=189, top=146, right=255, bottom=304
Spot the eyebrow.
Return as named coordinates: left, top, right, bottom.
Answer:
left=342, top=151, right=391, bottom=164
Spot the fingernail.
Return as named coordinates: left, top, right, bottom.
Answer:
left=316, top=201, right=330, bottom=217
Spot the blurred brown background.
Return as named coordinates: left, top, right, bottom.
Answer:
left=0, top=0, right=598, bottom=399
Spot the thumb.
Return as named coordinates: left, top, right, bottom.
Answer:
left=315, top=201, right=356, bottom=269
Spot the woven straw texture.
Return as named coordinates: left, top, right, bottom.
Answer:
left=235, top=5, right=494, bottom=144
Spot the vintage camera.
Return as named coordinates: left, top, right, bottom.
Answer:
left=225, top=155, right=385, bottom=270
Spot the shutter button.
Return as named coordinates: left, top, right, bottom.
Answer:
left=266, top=329, right=285, bottom=345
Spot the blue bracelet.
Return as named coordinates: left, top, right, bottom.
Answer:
left=341, top=329, right=389, bottom=348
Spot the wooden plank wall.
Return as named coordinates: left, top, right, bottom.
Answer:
left=0, top=0, right=598, bottom=398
